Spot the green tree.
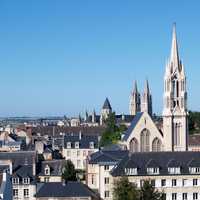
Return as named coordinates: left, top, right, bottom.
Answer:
left=113, top=177, right=139, bottom=200
left=62, top=160, right=77, bottom=181
left=100, top=112, right=127, bottom=147
left=140, top=180, right=165, bottom=200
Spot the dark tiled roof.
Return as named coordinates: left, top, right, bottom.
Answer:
left=111, top=151, right=200, bottom=177
left=32, top=126, right=105, bottom=137
left=0, top=151, right=36, bottom=168
left=64, top=134, right=99, bottom=149
left=89, top=150, right=128, bottom=165
left=36, top=182, right=100, bottom=198
left=102, top=98, right=112, bottom=110
left=38, top=160, right=66, bottom=176
left=13, top=165, right=35, bottom=184
left=123, top=112, right=144, bottom=141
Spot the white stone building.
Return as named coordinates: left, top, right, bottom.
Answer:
left=62, top=133, right=99, bottom=170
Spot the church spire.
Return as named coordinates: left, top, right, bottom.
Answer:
left=170, top=23, right=180, bottom=72
left=144, top=79, right=150, bottom=94
left=133, top=80, right=138, bottom=94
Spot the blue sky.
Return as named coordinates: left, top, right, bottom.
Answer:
left=0, top=0, right=200, bottom=117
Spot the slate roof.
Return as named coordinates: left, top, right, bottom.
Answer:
left=122, top=112, right=144, bottom=141
left=64, top=134, right=99, bottom=149
left=38, top=160, right=66, bottom=176
left=36, top=181, right=100, bottom=199
left=89, top=150, right=128, bottom=165
left=102, top=98, right=112, bottom=110
left=111, top=151, right=200, bottom=177
left=0, top=151, right=36, bottom=168
left=13, top=165, right=35, bottom=184
left=32, top=126, right=105, bottom=137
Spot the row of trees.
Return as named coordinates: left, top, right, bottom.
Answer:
left=188, top=111, right=200, bottom=134
left=113, top=177, right=165, bottom=200
left=100, top=112, right=127, bottom=147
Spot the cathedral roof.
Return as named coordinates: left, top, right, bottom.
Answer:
left=122, top=112, right=143, bottom=141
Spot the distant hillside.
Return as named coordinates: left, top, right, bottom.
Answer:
left=189, top=111, right=200, bottom=134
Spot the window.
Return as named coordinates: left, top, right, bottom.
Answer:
left=13, top=189, right=18, bottom=197
left=104, top=191, right=110, bottom=198
left=44, top=177, right=49, bottom=182
left=147, top=167, right=159, bottom=175
left=90, top=142, right=94, bottom=149
left=174, top=122, right=181, bottom=146
left=67, top=142, right=71, bottom=148
left=183, top=193, right=187, bottom=200
left=172, top=179, right=177, bottom=187
left=91, top=175, right=94, bottom=185
left=172, top=193, right=177, bottom=200
left=161, top=179, right=166, bottom=187
left=12, top=178, right=19, bottom=184
left=125, top=168, right=137, bottom=175
left=152, top=138, right=162, bottom=152
left=104, top=165, right=109, bottom=171
left=75, top=142, right=79, bottom=149
left=77, top=150, right=80, bottom=156
left=193, top=193, right=198, bottom=200
left=66, top=150, right=71, bottom=157
left=24, top=189, right=29, bottom=198
left=182, top=179, right=187, bottom=186
left=193, top=179, right=198, bottom=186
left=105, top=177, right=109, bottom=184
left=140, top=129, right=150, bottom=152
left=168, top=167, right=180, bottom=174
left=83, top=150, right=86, bottom=156
left=150, top=179, right=155, bottom=187
left=129, top=138, right=138, bottom=153
left=23, top=178, right=30, bottom=184
left=77, top=160, right=81, bottom=168
left=189, top=167, right=200, bottom=174
left=45, top=166, right=50, bottom=175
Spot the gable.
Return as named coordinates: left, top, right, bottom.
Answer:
left=123, top=112, right=163, bottom=144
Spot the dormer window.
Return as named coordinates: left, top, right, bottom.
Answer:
left=23, top=178, right=30, bottom=184
left=189, top=167, right=200, bottom=174
left=90, top=142, right=94, bottom=149
left=147, top=167, right=159, bottom=175
left=67, top=142, right=71, bottom=149
left=125, top=168, right=137, bottom=175
left=45, top=165, right=50, bottom=176
left=168, top=167, right=180, bottom=174
left=12, top=178, right=19, bottom=184
left=75, top=142, right=79, bottom=149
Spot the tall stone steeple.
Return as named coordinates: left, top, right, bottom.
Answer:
left=141, top=79, right=152, bottom=116
left=163, top=24, right=188, bottom=151
left=129, top=81, right=141, bottom=115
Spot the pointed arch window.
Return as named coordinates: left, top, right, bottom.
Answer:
left=129, top=138, right=138, bottom=153
left=174, top=122, right=181, bottom=146
left=140, top=129, right=150, bottom=152
left=152, top=138, right=162, bottom=152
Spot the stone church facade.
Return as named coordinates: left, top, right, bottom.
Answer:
left=123, top=24, right=188, bottom=152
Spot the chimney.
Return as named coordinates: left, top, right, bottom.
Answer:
left=32, top=156, right=36, bottom=176
left=79, top=131, right=82, bottom=140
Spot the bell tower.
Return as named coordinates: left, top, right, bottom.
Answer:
left=163, top=24, right=188, bottom=151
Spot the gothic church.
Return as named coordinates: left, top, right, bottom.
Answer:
left=123, top=25, right=188, bottom=152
